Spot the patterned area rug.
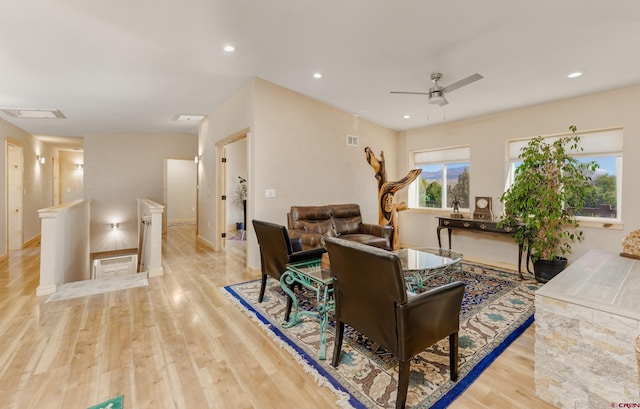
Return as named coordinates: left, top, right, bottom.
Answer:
left=224, top=263, right=539, bottom=409
left=45, top=272, right=149, bottom=303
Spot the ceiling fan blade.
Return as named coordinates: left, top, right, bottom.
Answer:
left=390, top=91, right=430, bottom=95
left=441, top=73, right=483, bottom=93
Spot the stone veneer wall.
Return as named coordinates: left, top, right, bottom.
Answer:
left=535, top=296, right=640, bottom=408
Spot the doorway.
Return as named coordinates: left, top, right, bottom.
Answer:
left=6, top=140, right=24, bottom=251
left=164, top=158, right=197, bottom=231
left=215, top=130, right=248, bottom=250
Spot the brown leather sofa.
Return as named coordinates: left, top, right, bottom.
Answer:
left=287, top=203, right=393, bottom=250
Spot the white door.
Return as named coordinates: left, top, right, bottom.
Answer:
left=7, top=142, right=24, bottom=250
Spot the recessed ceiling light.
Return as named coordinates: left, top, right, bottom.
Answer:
left=403, top=114, right=411, bottom=119
left=313, top=73, right=323, bottom=79
left=568, top=70, right=585, bottom=78
left=1, top=108, right=65, bottom=119
left=223, top=44, right=236, bottom=53
left=174, top=114, right=206, bottom=122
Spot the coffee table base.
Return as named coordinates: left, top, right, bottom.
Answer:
left=280, top=264, right=333, bottom=360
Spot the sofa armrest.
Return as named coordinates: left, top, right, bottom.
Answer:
left=359, top=223, right=394, bottom=240
left=288, top=229, right=324, bottom=249
left=290, top=237, right=303, bottom=252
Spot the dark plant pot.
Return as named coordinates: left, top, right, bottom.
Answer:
left=533, top=257, right=568, bottom=283
left=236, top=222, right=244, bottom=231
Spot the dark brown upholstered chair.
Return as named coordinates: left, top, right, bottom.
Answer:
left=252, top=220, right=326, bottom=321
left=325, top=237, right=465, bottom=409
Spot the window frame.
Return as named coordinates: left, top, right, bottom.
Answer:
left=504, top=128, right=623, bottom=223
left=409, top=145, right=471, bottom=211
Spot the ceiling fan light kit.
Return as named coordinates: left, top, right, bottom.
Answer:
left=428, top=90, right=447, bottom=106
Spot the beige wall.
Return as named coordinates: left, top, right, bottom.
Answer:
left=398, top=85, right=640, bottom=267
left=84, top=132, right=197, bottom=253
left=166, top=159, right=197, bottom=224
left=199, top=77, right=398, bottom=269
left=59, top=150, right=84, bottom=203
left=197, top=79, right=254, bottom=249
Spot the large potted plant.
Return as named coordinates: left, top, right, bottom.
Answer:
left=499, top=126, right=598, bottom=283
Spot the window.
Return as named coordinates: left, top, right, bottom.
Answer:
left=505, top=128, right=622, bottom=221
left=410, top=146, right=470, bottom=210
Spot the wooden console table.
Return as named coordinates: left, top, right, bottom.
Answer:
left=436, top=216, right=526, bottom=279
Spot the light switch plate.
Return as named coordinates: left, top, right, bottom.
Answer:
left=265, top=189, right=276, bottom=198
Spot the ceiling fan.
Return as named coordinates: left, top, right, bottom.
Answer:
left=390, top=72, right=483, bottom=106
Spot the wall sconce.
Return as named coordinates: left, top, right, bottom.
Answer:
left=36, top=155, right=46, bottom=164
left=194, top=155, right=201, bottom=164
left=110, top=223, right=119, bottom=230
left=76, top=164, right=84, bottom=170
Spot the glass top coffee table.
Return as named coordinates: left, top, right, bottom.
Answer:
left=281, top=247, right=462, bottom=359
left=392, top=247, right=463, bottom=294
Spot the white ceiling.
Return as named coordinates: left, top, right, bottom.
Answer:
left=1, top=1, right=639, bottom=139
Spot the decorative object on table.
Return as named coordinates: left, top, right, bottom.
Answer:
left=224, top=261, right=538, bottom=409
left=620, top=229, right=640, bottom=260
left=365, top=147, right=422, bottom=250
left=499, top=125, right=599, bottom=283
left=451, top=195, right=463, bottom=219
left=472, top=196, right=493, bottom=220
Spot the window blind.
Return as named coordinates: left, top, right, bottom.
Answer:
left=508, top=128, right=623, bottom=160
left=414, top=146, right=470, bottom=164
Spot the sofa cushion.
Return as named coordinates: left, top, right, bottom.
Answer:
left=289, top=206, right=332, bottom=230
left=299, top=219, right=333, bottom=235
left=333, top=216, right=362, bottom=235
left=329, top=204, right=362, bottom=218
left=330, top=204, right=363, bottom=235
left=338, top=234, right=389, bottom=249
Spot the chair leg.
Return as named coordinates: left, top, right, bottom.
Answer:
left=331, top=321, right=345, bottom=367
left=284, top=283, right=295, bottom=322
left=396, top=360, right=411, bottom=409
left=258, top=274, right=268, bottom=303
left=449, top=332, right=459, bottom=381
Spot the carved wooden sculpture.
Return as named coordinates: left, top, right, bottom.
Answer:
left=365, top=147, right=422, bottom=250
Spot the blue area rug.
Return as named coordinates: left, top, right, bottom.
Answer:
left=224, top=262, right=539, bottom=408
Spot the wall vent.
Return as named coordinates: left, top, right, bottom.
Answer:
left=346, top=134, right=359, bottom=147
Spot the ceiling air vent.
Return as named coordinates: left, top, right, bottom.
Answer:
left=1, top=108, right=65, bottom=119
left=346, top=134, right=359, bottom=147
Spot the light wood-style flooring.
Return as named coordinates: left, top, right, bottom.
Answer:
left=0, top=224, right=557, bottom=409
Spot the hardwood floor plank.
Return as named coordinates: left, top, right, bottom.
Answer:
left=0, top=224, right=557, bottom=408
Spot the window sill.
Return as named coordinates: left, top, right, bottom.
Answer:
left=578, top=218, right=623, bottom=230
